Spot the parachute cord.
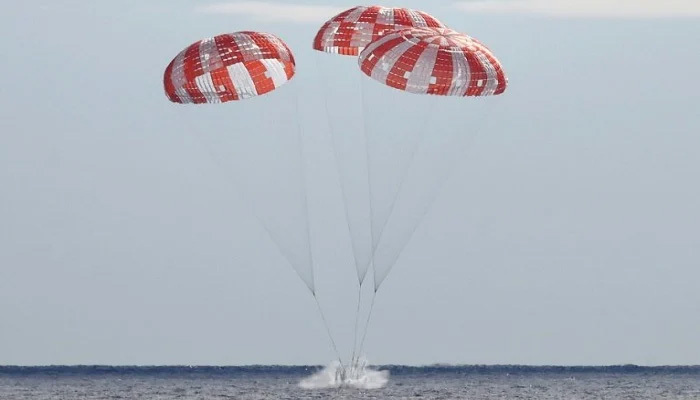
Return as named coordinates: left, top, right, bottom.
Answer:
left=291, top=81, right=317, bottom=294
left=316, top=54, right=366, bottom=371
left=356, top=288, right=377, bottom=361
left=177, top=107, right=313, bottom=292
left=314, top=53, right=363, bottom=283
left=373, top=103, right=497, bottom=291
left=359, top=75, right=377, bottom=269
left=349, top=283, right=362, bottom=369
left=292, top=82, right=345, bottom=369
left=313, top=293, right=345, bottom=369
left=357, top=76, right=378, bottom=365
left=370, top=99, right=437, bottom=258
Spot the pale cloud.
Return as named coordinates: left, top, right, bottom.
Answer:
left=454, top=0, right=700, bottom=18
left=196, top=2, right=344, bottom=23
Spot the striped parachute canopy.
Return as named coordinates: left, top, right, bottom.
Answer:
left=313, top=5, right=445, bottom=56
left=164, top=31, right=295, bottom=104
left=359, top=27, right=508, bottom=97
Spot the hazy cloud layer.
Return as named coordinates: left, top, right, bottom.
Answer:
left=196, top=2, right=343, bottom=23
left=454, top=0, right=700, bottom=18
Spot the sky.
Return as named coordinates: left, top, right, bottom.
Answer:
left=1, top=0, right=699, bottom=366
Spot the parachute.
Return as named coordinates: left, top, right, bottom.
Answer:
left=163, top=32, right=349, bottom=364
left=164, top=32, right=295, bottom=104
left=163, top=31, right=318, bottom=293
left=359, top=27, right=508, bottom=97
left=357, top=26, right=508, bottom=290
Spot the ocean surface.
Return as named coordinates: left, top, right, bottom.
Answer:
left=2, top=365, right=700, bottom=399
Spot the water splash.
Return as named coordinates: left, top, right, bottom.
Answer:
left=299, top=359, right=389, bottom=390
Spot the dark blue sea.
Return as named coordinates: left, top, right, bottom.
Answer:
left=2, top=365, right=700, bottom=399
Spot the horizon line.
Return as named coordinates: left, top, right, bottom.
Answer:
left=3, top=364, right=700, bottom=369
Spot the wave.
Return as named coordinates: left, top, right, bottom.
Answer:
left=299, top=360, right=389, bottom=390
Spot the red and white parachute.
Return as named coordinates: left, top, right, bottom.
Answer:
left=355, top=26, right=508, bottom=293
left=164, top=31, right=295, bottom=104
left=359, top=27, right=507, bottom=97
left=162, top=31, right=318, bottom=296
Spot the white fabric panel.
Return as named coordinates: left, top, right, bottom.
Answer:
left=477, top=51, right=499, bottom=96
left=261, top=59, right=288, bottom=89
left=450, top=50, right=470, bottom=96
left=171, top=52, right=192, bottom=104
left=406, top=44, right=439, bottom=94
left=228, top=63, right=258, bottom=99
left=194, top=72, right=220, bottom=103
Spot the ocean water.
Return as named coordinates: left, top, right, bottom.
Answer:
left=1, top=365, right=700, bottom=399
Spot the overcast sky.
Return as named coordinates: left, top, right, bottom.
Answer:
left=1, top=0, right=699, bottom=366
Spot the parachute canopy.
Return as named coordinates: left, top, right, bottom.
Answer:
left=359, top=27, right=508, bottom=96
left=164, top=31, right=295, bottom=104
left=313, top=6, right=445, bottom=56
